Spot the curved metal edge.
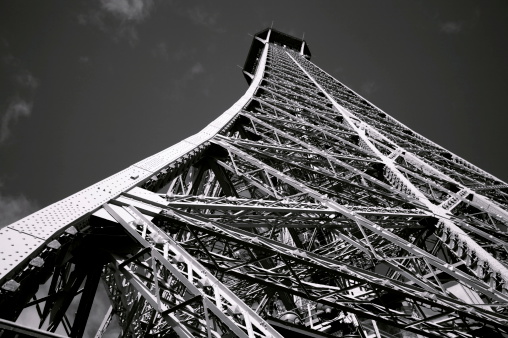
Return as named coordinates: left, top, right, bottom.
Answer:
left=0, top=43, right=270, bottom=284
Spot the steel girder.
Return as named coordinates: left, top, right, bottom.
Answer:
left=1, top=28, right=508, bottom=338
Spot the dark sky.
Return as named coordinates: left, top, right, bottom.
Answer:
left=1, top=1, right=508, bottom=336
left=1, top=0, right=507, bottom=227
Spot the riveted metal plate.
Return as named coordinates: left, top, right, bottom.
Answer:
left=0, top=228, right=43, bottom=280
left=133, top=140, right=198, bottom=173
left=0, top=41, right=270, bottom=284
left=7, top=166, right=150, bottom=240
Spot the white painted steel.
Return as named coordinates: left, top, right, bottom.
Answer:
left=286, top=51, right=508, bottom=284
left=0, top=228, right=43, bottom=278
left=0, top=40, right=270, bottom=283
left=125, top=205, right=284, bottom=338
left=292, top=50, right=504, bottom=184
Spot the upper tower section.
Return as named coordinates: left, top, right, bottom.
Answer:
left=243, top=28, right=311, bottom=84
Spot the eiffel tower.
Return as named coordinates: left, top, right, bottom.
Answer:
left=1, top=27, right=508, bottom=338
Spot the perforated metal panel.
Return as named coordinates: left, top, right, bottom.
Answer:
left=133, top=140, right=197, bottom=173
left=0, top=42, right=270, bottom=287
left=0, top=228, right=43, bottom=280
left=7, top=166, right=150, bottom=239
left=2, top=29, right=508, bottom=338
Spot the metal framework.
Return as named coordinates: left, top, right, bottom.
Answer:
left=1, top=28, right=508, bottom=338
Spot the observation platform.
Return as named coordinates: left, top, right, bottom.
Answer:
left=243, top=28, right=311, bottom=84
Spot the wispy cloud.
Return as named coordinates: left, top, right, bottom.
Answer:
left=0, top=191, right=39, bottom=228
left=79, top=56, right=91, bottom=64
left=100, top=0, right=154, bottom=21
left=178, top=4, right=224, bottom=32
left=440, top=21, right=462, bottom=34
left=0, top=40, right=39, bottom=144
left=166, top=62, right=206, bottom=101
left=78, top=0, right=155, bottom=45
left=186, top=5, right=219, bottom=28
left=173, top=47, right=197, bottom=61
left=189, top=62, right=204, bottom=76
left=0, top=98, right=33, bottom=143
left=360, top=81, right=377, bottom=96
left=151, top=43, right=199, bottom=64
left=14, top=70, right=39, bottom=89
left=151, top=42, right=169, bottom=60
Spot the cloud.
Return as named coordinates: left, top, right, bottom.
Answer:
left=178, top=4, right=224, bottom=32
left=166, top=62, right=206, bottom=101
left=14, top=70, right=39, bottom=89
left=0, top=191, right=39, bottom=228
left=116, top=24, right=139, bottom=44
left=100, top=0, right=154, bottom=21
left=151, top=43, right=199, bottom=63
left=172, top=47, right=197, bottom=61
left=0, top=41, right=38, bottom=144
left=78, top=0, right=155, bottom=45
left=151, top=42, right=169, bottom=60
left=0, top=98, right=33, bottom=143
left=186, top=5, right=218, bottom=27
left=440, top=21, right=462, bottom=34
left=360, top=81, right=377, bottom=96
left=189, top=62, right=204, bottom=76
left=79, top=56, right=91, bottom=63
left=77, top=10, right=106, bottom=30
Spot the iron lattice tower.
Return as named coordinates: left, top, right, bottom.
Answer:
left=1, top=28, right=508, bottom=338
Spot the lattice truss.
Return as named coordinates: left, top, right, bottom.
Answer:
left=1, top=29, right=508, bottom=338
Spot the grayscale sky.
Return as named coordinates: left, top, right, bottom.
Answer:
left=1, top=1, right=507, bottom=336
left=1, top=1, right=507, bottom=227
